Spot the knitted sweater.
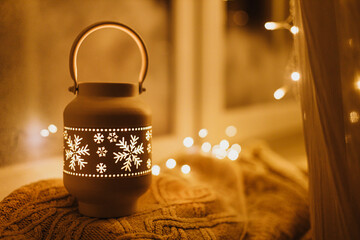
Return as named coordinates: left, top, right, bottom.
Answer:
left=0, top=144, right=310, bottom=239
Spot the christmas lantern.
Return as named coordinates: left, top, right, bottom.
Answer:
left=63, top=22, right=152, bottom=218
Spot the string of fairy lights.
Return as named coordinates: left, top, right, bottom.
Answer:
left=263, top=3, right=301, bottom=101
left=151, top=125, right=242, bottom=176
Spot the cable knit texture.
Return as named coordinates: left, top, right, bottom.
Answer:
left=0, top=144, right=310, bottom=239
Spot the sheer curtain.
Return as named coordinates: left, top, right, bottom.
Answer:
left=295, top=0, right=360, bottom=239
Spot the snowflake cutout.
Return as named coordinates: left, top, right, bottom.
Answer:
left=96, top=163, right=107, bottom=173
left=64, top=130, right=68, bottom=140
left=94, top=133, right=104, bottom=144
left=147, top=159, right=151, bottom=169
left=147, top=143, right=151, bottom=153
left=65, top=135, right=90, bottom=171
left=145, top=130, right=152, bottom=141
left=107, top=132, right=118, bottom=143
left=96, top=146, right=108, bottom=157
left=113, top=135, right=144, bottom=172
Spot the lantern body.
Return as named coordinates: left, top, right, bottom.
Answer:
left=63, top=82, right=152, bottom=218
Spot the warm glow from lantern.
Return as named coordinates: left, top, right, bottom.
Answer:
left=48, top=124, right=58, bottom=133
left=225, top=125, right=237, bottom=137
left=183, top=137, right=194, bottom=148
left=350, top=111, right=359, bottom=123
left=40, top=129, right=50, bottom=137
left=166, top=158, right=177, bottom=169
left=274, top=88, right=286, bottom=100
left=198, top=129, right=208, bottom=138
left=291, top=72, right=300, bottom=81
left=264, top=22, right=278, bottom=30
left=290, top=26, right=299, bottom=34
left=227, top=149, right=239, bottom=161
left=181, top=164, right=191, bottom=174
left=152, top=165, right=160, bottom=176
left=220, top=140, right=230, bottom=150
left=201, top=142, right=212, bottom=153
left=231, top=143, right=242, bottom=153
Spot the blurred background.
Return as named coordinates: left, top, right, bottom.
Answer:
left=0, top=0, right=304, bottom=184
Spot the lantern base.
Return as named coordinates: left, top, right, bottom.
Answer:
left=78, top=201, right=137, bottom=218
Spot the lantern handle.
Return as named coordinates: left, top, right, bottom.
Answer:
left=69, top=21, right=148, bottom=94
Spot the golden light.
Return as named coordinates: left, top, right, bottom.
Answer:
left=152, top=165, right=161, bottom=176
left=201, top=142, right=212, bottom=153
left=227, top=149, right=239, bottom=161
left=290, top=26, right=299, bottom=34
left=350, top=111, right=359, bottom=123
left=274, top=88, right=286, bottom=100
left=48, top=124, right=58, bottom=133
left=198, top=128, right=208, bottom=138
left=181, top=164, right=191, bottom=174
left=231, top=143, right=242, bottom=153
left=166, top=158, right=177, bottom=169
left=212, top=145, right=227, bottom=159
left=355, top=79, right=360, bottom=90
left=225, top=125, right=237, bottom=137
left=220, top=139, right=230, bottom=150
left=264, top=22, right=278, bottom=30
left=40, top=129, right=50, bottom=137
left=291, top=72, right=300, bottom=81
left=183, top=137, right=194, bottom=148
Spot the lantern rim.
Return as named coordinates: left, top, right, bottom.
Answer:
left=77, top=82, right=138, bottom=97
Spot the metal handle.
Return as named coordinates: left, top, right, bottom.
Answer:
left=69, top=21, right=149, bottom=94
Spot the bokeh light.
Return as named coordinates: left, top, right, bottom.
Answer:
left=166, top=158, right=177, bottom=169
left=40, top=129, right=50, bottom=137
left=290, top=26, right=299, bottom=34
left=181, top=164, right=191, bottom=174
left=220, top=140, right=230, bottom=150
left=225, top=125, right=237, bottom=137
left=198, top=129, right=208, bottom=138
left=274, top=88, right=286, bottom=100
left=48, top=124, right=58, bottom=133
left=152, top=165, right=161, bottom=176
left=231, top=143, right=242, bottom=153
left=227, top=149, right=239, bottom=161
left=291, top=72, right=300, bottom=81
left=201, top=142, right=212, bottom=153
left=183, top=137, right=194, bottom=148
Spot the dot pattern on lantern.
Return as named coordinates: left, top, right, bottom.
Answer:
left=63, top=126, right=152, bottom=178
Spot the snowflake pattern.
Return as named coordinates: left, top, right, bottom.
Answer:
left=147, top=143, right=151, bottom=153
left=65, top=135, right=90, bottom=171
left=145, top=130, right=152, bottom=141
left=96, top=146, right=108, bottom=157
left=96, top=163, right=107, bottom=173
left=107, top=132, right=118, bottom=143
left=94, top=133, right=104, bottom=144
left=147, top=159, right=151, bottom=169
left=113, top=135, right=144, bottom=172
